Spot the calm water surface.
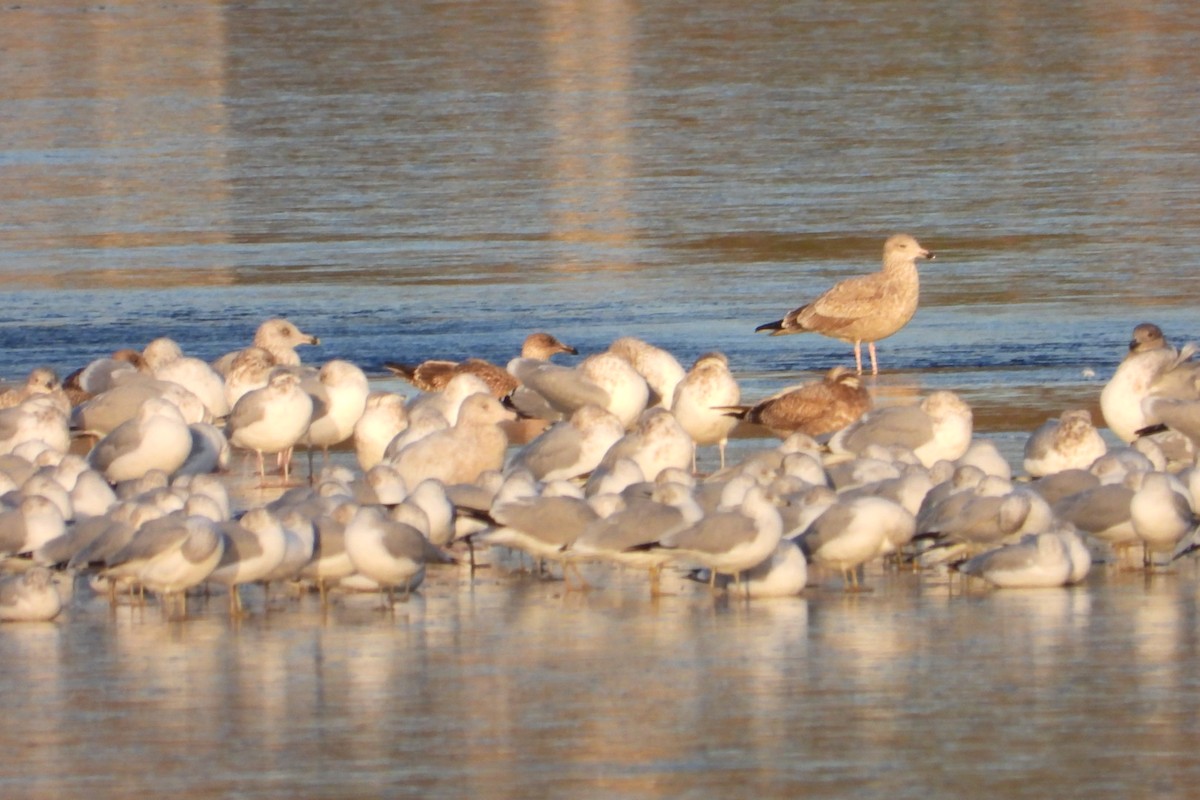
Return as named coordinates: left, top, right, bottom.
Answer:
left=2, top=0, right=1200, bottom=795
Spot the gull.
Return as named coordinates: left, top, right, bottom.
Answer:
left=955, top=532, right=1074, bottom=589
left=404, top=372, right=492, bottom=426
left=141, top=337, right=230, bottom=418
left=508, top=351, right=649, bottom=429
left=223, top=347, right=276, bottom=408
left=258, top=506, right=317, bottom=598
left=474, top=492, right=600, bottom=583
left=70, top=376, right=207, bottom=437
left=1023, top=409, right=1108, bottom=478
left=796, top=496, right=914, bottom=590
left=226, top=370, right=314, bottom=484
left=301, top=360, right=371, bottom=470
left=354, top=392, right=409, bottom=471
left=0, top=567, right=63, bottom=622
left=343, top=504, right=427, bottom=605
left=103, top=513, right=225, bottom=614
left=213, top=317, right=320, bottom=374
left=1052, top=477, right=1140, bottom=563
left=86, top=397, right=194, bottom=483
left=506, top=404, right=625, bottom=482
left=358, top=463, right=408, bottom=506
left=0, top=495, right=66, bottom=557
left=298, top=500, right=360, bottom=601
left=63, top=349, right=143, bottom=400
left=1130, top=471, right=1197, bottom=568
left=720, top=366, right=870, bottom=439
left=634, top=484, right=783, bottom=596
left=1100, top=323, right=1200, bottom=442
left=755, top=234, right=935, bottom=374
left=0, top=367, right=63, bottom=410
left=1030, top=468, right=1100, bottom=505
left=595, top=407, right=694, bottom=483
left=607, top=337, right=686, bottom=409
left=687, top=540, right=808, bottom=598
left=385, top=332, right=576, bottom=398
left=914, top=484, right=1038, bottom=566
left=827, top=390, right=973, bottom=468
left=174, top=422, right=230, bottom=477
left=0, top=396, right=71, bottom=457
left=388, top=393, right=514, bottom=489
left=568, top=480, right=704, bottom=591
left=208, top=507, right=289, bottom=614
left=954, top=439, right=1012, bottom=482
left=670, top=352, right=741, bottom=469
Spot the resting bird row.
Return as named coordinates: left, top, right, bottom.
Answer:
left=2, top=315, right=1200, bottom=623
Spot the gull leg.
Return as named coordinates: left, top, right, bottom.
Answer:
left=853, top=342, right=863, bottom=375
left=868, top=342, right=879, bottom=375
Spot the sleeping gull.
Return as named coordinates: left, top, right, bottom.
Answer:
left=568, top=480, right=704, bottom=592
left=506, top=404, right=625, bottom=482
left=1022, top=409, right=1108, bottom=478
left=796, top=495, right=914, bottom=590
left=86, top=396, right=194, bottom=483
left=385, top=332, right=576, bottom=398
left=607, top=337, right=686, bottom=409
left=755, top=234, right=934, bottom=374
left=687, top=540, right=808, bottom=598
left=344, top=504, right=427, bottom=604
left=388, top=393, right=514, bottom=489
left=955, top=531, right=1075, bottom=589
left=670, top=352, right=741, bottom=469
left=354, top=392, right=409, bottom=471
left=595, top=407, right=695, bottom=483
left=508, top=351, right=649, bottom=429
left=633, top=483, right=783, bottom=596
left=141, top=337, right=230, bottom=418
left=720, top=366, right=870, bottom=439
left=827, top=390, right=973, bottom=468
left=0, top=567, right=63, bottom=622
left=301, top=360, right=371, bottom=470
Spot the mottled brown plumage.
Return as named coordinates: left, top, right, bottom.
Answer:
left=720, top=366, right=870, bottom=438
left=756, top=234, right=934, bottom=374
left=385, top=332, right=576, bottom=399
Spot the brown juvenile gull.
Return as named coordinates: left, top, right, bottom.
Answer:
left=755, top=234, right=935, bottom=374
left=385, top=332, right=577, bottom=399
left=719, top=366, right=870, bottom=439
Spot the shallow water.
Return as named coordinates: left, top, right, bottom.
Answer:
left=2, top=0, right=1200, bottom=795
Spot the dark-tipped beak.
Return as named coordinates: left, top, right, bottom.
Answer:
left=308, top=336, right=321, bottom=346
left=922, top=249, right=935, bottom=260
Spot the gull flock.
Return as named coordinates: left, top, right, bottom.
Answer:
left=3, top=241, right=1200, bottom=621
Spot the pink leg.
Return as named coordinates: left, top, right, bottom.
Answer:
left=868, top=342, right=879, bottom=375
left=853, top=341, right=864, bottom=374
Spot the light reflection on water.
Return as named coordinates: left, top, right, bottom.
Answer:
left=4, top=0, right=1200, bottom=794
left=4, top=569, right=1200, bottom=797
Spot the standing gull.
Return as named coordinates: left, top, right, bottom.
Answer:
left=755, top=234, right=934, bottom=374
left=226, top=371, right=314, bottom=485
left=671, top=352, right=741, bottom=469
